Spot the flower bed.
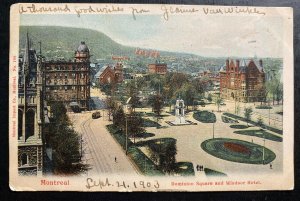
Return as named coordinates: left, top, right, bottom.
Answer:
left=223, top=142, right=250, bottom=155
left=201, top=138, right=276, bottom=164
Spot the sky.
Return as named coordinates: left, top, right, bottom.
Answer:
left=20, top=14, right=284, bottom=58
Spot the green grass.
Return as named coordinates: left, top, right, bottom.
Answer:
left=136, top=138, right=176, bottom=150
left=201, top=138, right=276, bottom=164
left=193, top=111, right=216, bottom=123
left=255, top=105, right=273, bottom=109
left=143, top=118, right=161, bottom=127
left=223, top=113, right=283, bottom=135
left=135, top=132, right=155, bottom=139
left=222, top=116, right=239, bottom=123
left=204, top=168, right=227, bottom=177
left=106, top=125, right=163, bottom=176
left=230, top=124, right=249, bottom=129
left=234, top=129, right=282, bottom=142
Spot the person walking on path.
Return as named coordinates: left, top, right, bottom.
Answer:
left=115, top=157, right=117, bottom=163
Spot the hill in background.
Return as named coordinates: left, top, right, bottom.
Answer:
left=19, top=26, right=200, bottom=63
left=19, top=26, right=138, bottom=62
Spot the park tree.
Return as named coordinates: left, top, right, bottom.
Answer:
left=244, top=107, right=253, bottom=126
left=148, top=94, right=164, bottom=117
left=192, top=77, right=211, bottom=96
left=127, top=112, right=145, bottom=144
left=174, top=83, right=196, bottom=110
left=236, top=104, right=241, bottom=115
left=207, top=93, right=213, bottom=102
left=47, top=102, right=88, bottom=174
left=112, top=106, right=125, bottom=129
left=105, top=97, right=117, bottom=121
left=215, top=96, right=223, bottom=112
left=275, top=82, right=283, bottom=104
left=161, top=142, right=177, bottom=174
left=257, top=116, right=264, bottom=130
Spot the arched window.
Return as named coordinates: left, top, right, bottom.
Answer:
left=18, top=109, right=23, bottom=140
left=21, top=153, right=28, bottom=166
left=25, top=109, right=35, bottom=141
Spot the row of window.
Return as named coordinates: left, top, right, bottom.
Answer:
left=46, top=73, right=87, bottom=79
left=45, top=65, right=87, bottom=71
left=46, top=86, right=88, bottom=91
left=46, top=79, right=88, bottom=85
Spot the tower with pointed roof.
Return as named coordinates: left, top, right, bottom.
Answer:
left=18, top=33, right=48, bottom=175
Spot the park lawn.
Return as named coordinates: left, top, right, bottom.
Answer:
left=234, top=129, right=282, bottom=142
left=143, top=118, right=161, bottom=127
left=230, top=124, right=249, bottom=129
left=193, top=111, right=216, bottom=123
left=204, top=168, right=227, bottom=177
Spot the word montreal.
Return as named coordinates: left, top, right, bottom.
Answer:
left=41, top=179, right=70, bottom=186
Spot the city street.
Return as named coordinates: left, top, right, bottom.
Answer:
left=68, top=110, right=138, bottom=176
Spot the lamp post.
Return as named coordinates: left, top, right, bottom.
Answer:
left=262, top=135, right=265, bottom=165
left=212, top=122, right=215, bottom=139
left=125, top=97, right=132, bottom=155
left=125, top=114, right=128, bottom=155
left=269, top=106, right=271, bottom=126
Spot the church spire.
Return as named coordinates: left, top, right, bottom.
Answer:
left=23, top=32, right=30, bottom=77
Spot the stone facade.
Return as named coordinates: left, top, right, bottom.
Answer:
left=43, top=42, right=90, bottom=111
left=18, top=33, right=47, bottom=175
left=219, top=59, right=266, bottom=102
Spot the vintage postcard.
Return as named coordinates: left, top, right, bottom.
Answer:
left=9, top=3, right=294, bottom=191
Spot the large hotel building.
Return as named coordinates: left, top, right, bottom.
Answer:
left=43, top=42, right=91, bottom=111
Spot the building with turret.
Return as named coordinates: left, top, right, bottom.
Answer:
left=219, top=59, right=266, bottom=102
left=43, top=42, right=91, bottom=111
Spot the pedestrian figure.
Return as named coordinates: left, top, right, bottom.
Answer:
left=201, top=165, right=204, bottom=171
left=270, top=163, right=272, bottom=169
left=196, top=165, right=200, bottom=171
left=115, top=157, right=117, bottom=163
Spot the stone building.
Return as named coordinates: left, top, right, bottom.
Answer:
left=43, top=42, right=90, bottom=111
left=18, top=33, right=49, bottom=175
left=219, top=59, right=266, bottom=102
left=97, top=62, right=124, bottom=85
left=148, top=62, right=167, bottom=75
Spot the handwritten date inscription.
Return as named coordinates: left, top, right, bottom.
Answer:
left=86, top=177, right=160, bottom=190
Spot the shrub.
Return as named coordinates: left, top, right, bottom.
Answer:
left=106, top=125, right=163, bottom=176
left=175, top=162, right=195, bottom=176
left=204, top=168, right=227, bottom=177
left=222, top=116, right=238, bottom=123
left=143, top=118, right=161, bottom=127
left=229, top=124, right=248, bottom=129
left=193, top=111, right=216, bottom=123
left=256, top=105, right=272, bottom=109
